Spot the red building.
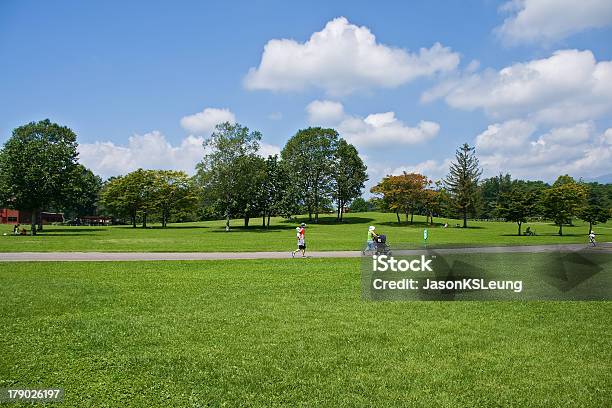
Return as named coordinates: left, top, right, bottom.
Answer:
left=0, top=209, right=64, bottom=224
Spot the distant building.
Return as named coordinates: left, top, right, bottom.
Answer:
left=0, top=209, right=64, bottom=224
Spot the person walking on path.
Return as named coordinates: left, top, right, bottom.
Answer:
left=292, top=223, right=307, bottom=258
left=366, top=225, right=379, bottom=252
left=589, top=230, right=596, bottom=247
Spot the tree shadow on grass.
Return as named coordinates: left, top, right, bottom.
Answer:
left=208, top=225, right=295, bottom=233
left=33, top=228, right=107, bottom=236
left=279, top=216, right=375, bottom=225
left=379, top=221, right=485, bottom=229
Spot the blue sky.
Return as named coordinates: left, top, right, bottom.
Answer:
left=1, top=0, right=611, bottom=186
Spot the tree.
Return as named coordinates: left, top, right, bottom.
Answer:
left=281, top=127, right=339, bottom=223
left=480, top=174, right=512, bottom=218
left=99, top=170, right=152, bottom=228
left=234, top=154, right=267, bottom=227
left=579, top=183, right=610, bottom=234
left=153, top=170, right=198, bottom=228
left=61, top=165, right=103, bottom=220
left=0, top=119, right=80, bottom=234
left=540, top=179, right=587, bottom=236
left=260, top=155, right=291, bottom=227
left=334, top=139, right=368, bottom=221
left=422, top=181, right=446, bottom=225
left=349, top=197, right=369, bottom=212
left=496, top=187, right=538, bottom=235
left=370, top=173, right=428, bottom=224
left=195, top=122, right=262, bottom=230
left=444, top=143, right=482, bottom=228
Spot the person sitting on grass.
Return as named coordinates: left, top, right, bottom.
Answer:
left=366, top=226, right=379, bottom=251
left=13, top=223, right=20, bottom=235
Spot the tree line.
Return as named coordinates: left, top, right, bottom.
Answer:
left=0, top=120, right=368, bottom=230
left=369, top=143, right=611, bottom=235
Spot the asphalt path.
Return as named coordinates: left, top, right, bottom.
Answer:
left=0, top=243, right=610, bottom=261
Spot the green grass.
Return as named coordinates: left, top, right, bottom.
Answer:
left=1, top=258, right=610, bottom=407
left=0, top=212, right=609, bottom=252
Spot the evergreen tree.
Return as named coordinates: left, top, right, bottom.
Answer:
left=444, top=143, right=482, bottom=228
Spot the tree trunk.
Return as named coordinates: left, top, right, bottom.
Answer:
left=30, top=209, right=38, bottom=236
left=267, top=214, right=271, bottom=227
left=588, top=221, right=592, bottom=234
left=410, top=210, right=414, bottom=224
left=225, top=210, right=230, bottom=231
left=142, top=211, right=147, bottom=228
left=340, top=202, right=344, bottom=221
left=244, top=216, right=250, bottom=227
left=336, top=203, right=341, bottom=221
left=463, top=210, right=467, bottom=228
left=558, top=223, right=563, bottom=236
left=37, top=215, right=43, bottom=231
left=396, top=212, right=400, bottom=224
left=517, top=221, right=522, bottom=236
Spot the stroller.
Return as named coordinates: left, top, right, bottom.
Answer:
left=363, top=234, right=392, bottom=256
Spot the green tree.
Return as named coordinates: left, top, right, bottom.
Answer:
left=579, top=183, right=610, bottom=234
left=444, top=143, right=482, bottom=228
left=260, top=155, right=291, bottom=227
left=480, top=173, right=512, bottom=218
left=153, top=170, right=198, bottom=228
left=0, top=119, right=80, bottom=234
left=195, top=122, right=262, bottom=230
left=540, top=178, right=587, bottom=236
left=349, top=197, right=369, bottom=212
left=281, top=127, right=339, bottom=223
left=334, top=139, right=368, bottom=221
left=61, top=164, right=103, bottom=220
left=496, top=187, right=538, bottom=235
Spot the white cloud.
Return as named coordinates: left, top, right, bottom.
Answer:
left=268, top=112, right=283, bottom=120
left=390, top=159, right=453, bottom=181
left=180, top=107, right=236, bottom=134
left=496, top=0, right=612, bottom=44
left=258, top=142, right=281, bottom=158
left=79, top=132, right=282, bottom=179
left=422, top=49, right=612, bottom=124
left=475, top=122, right=612, bottom=180
left=306, top=100, right=439, bottom=147
left=475, top=119, right=536, bottom=152
left=79, top=132, right=208, bottom=179
left=306, top=100, right=345, bottom=124
left=244, top=16, right=459, bottom=95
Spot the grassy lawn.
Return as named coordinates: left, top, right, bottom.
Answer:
left=1, top=258, right=610, bottom=407
left=0, top=212, right=609, bottom=252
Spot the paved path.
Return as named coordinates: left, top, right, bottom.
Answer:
left=0, top=244, right=609, bottom=261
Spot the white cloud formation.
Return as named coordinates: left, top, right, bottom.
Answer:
left=267, top=112, right=283, bottom=120
left=180, top=107, right=236, bottom=134
left=475, top=121, right=612, bottom=180
left=422, top=49, right=612, bottom=125
left=496, top=0, right=612, bottom=44
left=79, top=132, right=207, bottom=179
left=306, top=100, right=345, bottom=124
left=259, top=142, right=281, bottom=158
left=306, top=100, right=439, bottom=147
left=475, top=119, right=536, bottom=152
left=244, top=16, right=460, bottom=95
left=390, top=159, right=453, bottom=181
left=79, top=131, right=281, bottom=178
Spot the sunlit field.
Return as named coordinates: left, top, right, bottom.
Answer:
left=1, top=258, right=610, bottom=407
left=0, top=212, right=609, bottom=252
